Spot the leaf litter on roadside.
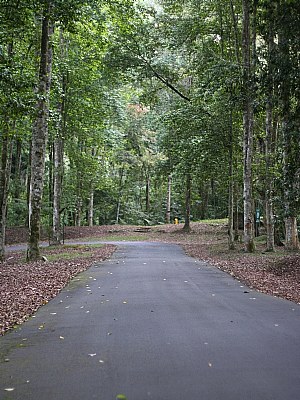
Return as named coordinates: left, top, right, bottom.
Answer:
left=0, top=244, right=116, bottom=335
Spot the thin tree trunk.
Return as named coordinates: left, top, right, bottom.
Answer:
left=116, top=168, right=124, bottom=224
left=88, top=190, right=94, bottom=227
left=145, top=175, right=150, bottom=213
left=242, top=0, right=255, bottom=252
left=183, top=173, right=191, bottom=232
left=12, top=138, right=23, bottom=213
left=230, top=0, right=241, bottom=66
left=0, top=43, right=14, bottom=261
left=264, top=5, right=276, bottom=252
left=27, top=2, right=53, bottom=261
left=50, top=29, right=67, bottom=244
left=51, top=136, right=63, bottom=244
left=228, top=111, right=235, bottom=250
left=166, top=174, right=172, bottom=224
left=76, top=198, right=82, bottom=227
left=279, top=18, right=299, bottom=250
left=0, top=127, right=13, bottom=261
left=265, top=101, right=275, bottom=251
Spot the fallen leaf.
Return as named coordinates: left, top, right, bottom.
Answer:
left=4, top=388, right=15, bottom=392
left=88, top=353, right=97, bottom=357
left=116, top=394, right=127, bottom=400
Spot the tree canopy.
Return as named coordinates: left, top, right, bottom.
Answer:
left=0, top=0, right=299, bottom=260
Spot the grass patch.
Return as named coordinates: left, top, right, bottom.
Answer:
left=71, top=234, right=149, bottom=242
left=45, top=251, right=93, bottom=262
left=196, top=218, right=228, bottom=225
left=254, top=235, right=267, bottom=243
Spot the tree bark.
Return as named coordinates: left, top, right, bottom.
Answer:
left=50, top=29, right=67, bottom=244
left=183, top=173, right=191, bottom=232
left=145, top=175, right=150, bottom=213
left=12, top=138, right=23, bottom=216
left=0, top=126, right=13, bottom=261
left=264, top=5, right=276, bottom=252
left=27, top=2, right=53, bottom=261
left=50, top=136, right=64, bottom=244
left=278, top=15, right=299, bottom=250
left=116, top=168, right=124, bottom=224
left=234, top=180, right=240, bottom=241
left=265, top=101, right=275, bottom=251
left=88, top=190, right=94, bottom=227
left=228, top=111, right=235, bottom=250
left=166, top=174, right=172, bottom=224
left=0, top=43, right=14, bottom=261
left=242, top=0, right=255, bottom=252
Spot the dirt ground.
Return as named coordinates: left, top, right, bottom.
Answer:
left=1, top=223, right=299, bottom=335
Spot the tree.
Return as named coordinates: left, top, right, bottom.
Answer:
left=242, top=0, right=255, bottom=252
left=277, top=1, right=300, bottom=250
left=27, top=1, right=54, bottom=261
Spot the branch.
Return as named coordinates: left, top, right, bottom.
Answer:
left=129, top=39, right=191, bottom=102
left=147, top=63, right=191, bottom=102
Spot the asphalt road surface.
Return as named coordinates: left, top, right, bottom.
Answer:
left=1, top=242, right=300, bottom=400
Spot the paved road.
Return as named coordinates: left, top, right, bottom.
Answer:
left=1, top=242, right=300, bottom=400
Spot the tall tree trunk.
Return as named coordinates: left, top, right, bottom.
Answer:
left=0, top=126, right=13, bottom=261
left=166, top=174, right=172, bottom=224
left=145, top=175, right=150, bottom=213
left=27, top=3, right=53, bottom=261
left=116, top=168, right=124, bottom=224
left=230, top=0, right=241, bottom=66
left=228, top=111, right=235, bottom=250
left=51, top=136, right=63, bottom=244
left=12, top=138, right=23, bottom=218
left=50, top=29, right=67, bottom=244
left=88, top=190, right=94, bottom=227
left=0, top=43, right=14, bottom=261
left=183, top=173, right=191, bottom=232
left=234, top=180, right=240, bottom=241
left=265, top=101, right=275, bottom=251
left=242, top=0, right=255, bottom=252
left=76, top=198, right=82, bottom=227
left=279, top=16, right=299, bottom=250
left=265, top=10, right=276, bottom=252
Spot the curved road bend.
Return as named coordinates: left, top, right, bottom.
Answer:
left=1, top=242, right=300, bottom=400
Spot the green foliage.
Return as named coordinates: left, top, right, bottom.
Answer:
left=1, top=0, right=299, bottom=239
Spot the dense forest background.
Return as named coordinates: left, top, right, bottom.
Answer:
left=0, top=0, right=299, bottom=261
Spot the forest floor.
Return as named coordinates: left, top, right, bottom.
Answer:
left=1, top=222, right=300, bottom=335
